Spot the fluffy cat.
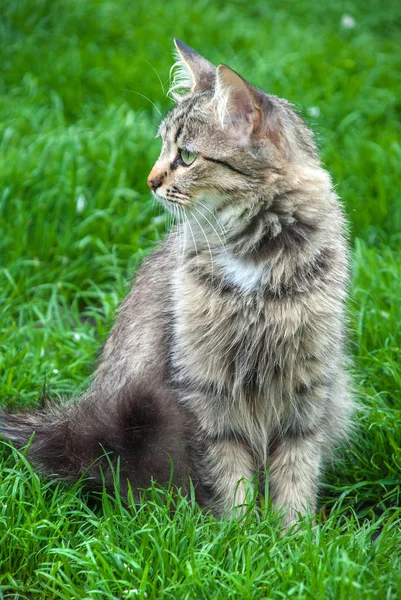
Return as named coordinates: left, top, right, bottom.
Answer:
left=0, top=40, right=353, bottom=527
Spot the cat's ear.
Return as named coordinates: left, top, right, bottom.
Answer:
left=169, top=39, right=215, bottom=100
left=214, top=65, right=262, bottom=142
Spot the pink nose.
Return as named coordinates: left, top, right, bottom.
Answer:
left=147, top=169, right=164, bottom=191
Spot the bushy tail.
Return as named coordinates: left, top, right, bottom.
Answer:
left=0, top=383, right=194, bottom=497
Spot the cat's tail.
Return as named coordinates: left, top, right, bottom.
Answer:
left=0, top=382, right=194, bottom=497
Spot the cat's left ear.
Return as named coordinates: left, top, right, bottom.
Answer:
left=214, top=65, right=262, bottom=142
left=169, top=39, right=215, bottom=100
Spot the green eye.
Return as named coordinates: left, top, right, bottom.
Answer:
left=179, top=148, right=198, bottom=166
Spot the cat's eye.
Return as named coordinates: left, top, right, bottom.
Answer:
left=179, top=148, right=198, bottom=166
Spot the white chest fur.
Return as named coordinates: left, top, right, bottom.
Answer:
left=217, top=255, right=266, bottom=294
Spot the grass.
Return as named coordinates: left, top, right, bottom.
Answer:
left=1, top=0, right=401, bottom=597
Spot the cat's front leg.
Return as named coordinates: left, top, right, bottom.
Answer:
left=200, top=436, right=256, bottom=517
left=268, top=434, right=321, bottom=530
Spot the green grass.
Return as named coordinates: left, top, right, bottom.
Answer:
left=1, top=0, right=401, bottom=597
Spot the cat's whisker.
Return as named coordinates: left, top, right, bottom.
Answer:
left=161, top=200, right=170, bottom=235
left=185, top=212, right=200, bottom=270
left=170, top=187, right=189, bottom=200
left=169, top=205, right=178, bottom=252
left=137, top=57, right=166, bottom=95
left=151, top=196, right=168, bottom=236
left=192, top=205, right=228, bottom=256
left=197, top=200, right=228, bottom=239
left=123, top=89, right=163, bottom=118
left=170, top=207, right=175, bottom=234
left=174, top=207, right=184, bottom=255
left=179, top=206, right=187, bottom=268
left=189, top=209, right=214, bottom=284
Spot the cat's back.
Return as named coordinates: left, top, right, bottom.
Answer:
left=94, top=236, right=178, bottom=389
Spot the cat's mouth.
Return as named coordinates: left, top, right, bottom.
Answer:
left=152, top=188, right=189, bottom=208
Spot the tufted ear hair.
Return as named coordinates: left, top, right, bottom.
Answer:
left=214, top=65, right=262, bottom=143
left=169, top=39, right=216, bottom=101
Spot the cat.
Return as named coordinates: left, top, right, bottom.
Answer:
left=0, top=39, right=353, bottom=527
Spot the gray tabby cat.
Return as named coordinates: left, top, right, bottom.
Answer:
left=0, top=40, right=353, bottom=528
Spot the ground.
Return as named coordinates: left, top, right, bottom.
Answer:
left=0, top=0, right=400, bottom=598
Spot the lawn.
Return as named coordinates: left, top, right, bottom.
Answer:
left=1, top=0, right=401, bottom=598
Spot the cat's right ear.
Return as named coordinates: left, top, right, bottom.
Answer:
left=169, top=39, right=215, bottom=101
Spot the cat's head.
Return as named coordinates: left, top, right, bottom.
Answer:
left=148, top=40, right=319, bottom=219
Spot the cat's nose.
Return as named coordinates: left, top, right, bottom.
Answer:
left=147, top=170, right=164, bottom=191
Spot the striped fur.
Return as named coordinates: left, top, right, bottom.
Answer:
left=0, top=41, right=353, bottom=529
